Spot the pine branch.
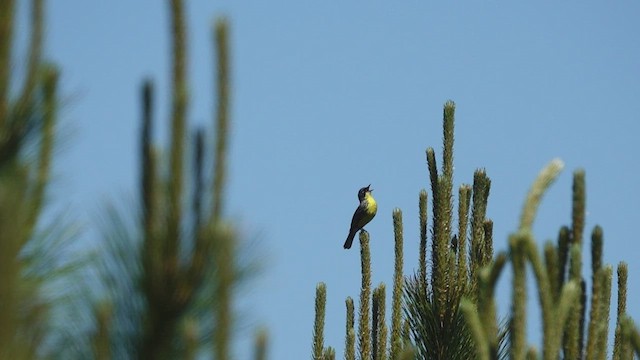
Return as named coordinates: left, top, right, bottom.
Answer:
left=345, top=297, right=355, bottom=360
left=377, top=287, right=387, bottom=360
left=518, top=159, right=564, bottom=232
left=212, top=18, right=230, bottom=224
left=418, top=189, right=428, bottom=291
left=0, top=0, right=15, bottom=126
left=167, top=0, right=188, bottom=276
left=470, top=169, right=490, bottom=292
left=28, top=64, right=57, bottom=230
left=571, top=170, right=586, bottom=246
left=391, top=209, right=404, bottom=359
left=183, top=318, right=199, bottom=360
left=509, top=234, right=527, bottom=360
left=457, top=185, right=471, bottom=290
left=16, top=0, right=43, bottom=113
left=358, top=231, right=372, bottom=360
left=543, top=242, right=560, bottom=303
left=213, top=225, right=235, bottom=360
left=595, top=266, right=612, bottom=360
left=460, top=298, right=489, bottom=360
left=557, top=226, right=571, bottom=291
left=92, top=303, right=112, bottom=360
left=313, top=283, right=327, bottom=360
left=254, top=328, right=268, bottom=360
left=613, top=262, right=629, bottom=360
left=563, top=244, right=584, bottom=359
left=477, top=252, right=506, bottom=358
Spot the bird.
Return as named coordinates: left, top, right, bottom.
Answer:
left=344, top=184, right=377, bottom=249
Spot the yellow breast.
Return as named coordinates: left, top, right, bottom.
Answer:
left=365, top=192, right=377, bottom=215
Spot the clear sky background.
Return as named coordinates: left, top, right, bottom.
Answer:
left=15, top=1, right=640, bottom=358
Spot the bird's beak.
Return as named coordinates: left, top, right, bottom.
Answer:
left=367, top=184, right=373, bottom=192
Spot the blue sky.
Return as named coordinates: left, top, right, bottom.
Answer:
left=17, top=1, right=640, bottom=358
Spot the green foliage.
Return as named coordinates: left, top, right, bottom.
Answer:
left=390, top=209, right=404, bottom=359
left=358, top=231, right=373, bottom=360
left=98, top=5, right=252, bottom=359
left=313, top=283, right=327, bottom=360
left=345, top=297, right=356, bottom=360
left=0, top=0, right=66, bottom=357
left=0, top=0, right=267, bottom=359
left=372, top=284, right=388, bottom=360
left=310, top=100, right=640, bottom=360
left=254, top=328, right=268, bottom=360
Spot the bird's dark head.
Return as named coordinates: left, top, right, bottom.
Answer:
left=358, top=184, right=372, bottom=201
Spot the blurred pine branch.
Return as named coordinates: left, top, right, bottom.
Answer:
left=0, top=0, right=66, bottom=357
left=0, top=0, right=266, bottom=359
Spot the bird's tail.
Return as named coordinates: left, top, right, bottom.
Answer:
left=344, top=231, right=356, bottom=249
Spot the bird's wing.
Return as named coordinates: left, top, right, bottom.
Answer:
left=349, top=202, right=367, bottom=231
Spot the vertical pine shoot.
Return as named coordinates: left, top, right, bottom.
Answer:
left=518, top=159, right=564, bottom=232
left=426, top=147, right=438, bottom=207
left=477, top=252, right=506, bottom=358
left=0, top=0, right=15, bottom=125
left=482, top=219, right=494, bottom=266
left=345, top=297, right=355, bottom=360
left=441, top=101, right=456, bottom=279
left=522, top=234, right=556, bottom=360
left=374, top=284, right=387, bottom=360
left=586, top=228, right=605, bottom=360
left=564, top=244, right=584, bottom=359
left=589, top=225, right=605, bottom=356
left=254, top=329, right=268, bottom=360
left=213, top=225, right=235, bottom=360
left=555, top=281, right=580, bottom=356
left=544, top=241, right=560, bottom=302
left=426, top=147, right=439, bottom=296
left=591, top=226, right=603, bottom=279
left=372, top=287, right=380, bottom=359
left=571, top=170, right=586, bottom=246
left=579, top=280, right=587, bottom=357
left=212, top=18, right=230, bottom=223
left=526, top=347, right=538, bottom=360
left=16, top=0, right=43, bottom=111
left=211, top=19, right=234, bottom=360
left=565, top=172, right=586, bottom=360
left=183, top=318, right=199, bottom=360
left=457, top=185, right=471, bottom=289
left=613, top=262, right=629, bottom=360
left=391, top=209, right=404, bottom=359
left=323, top=347, right=336, bottom=360
left=401, top=320, right=411, bottom=348
left=557, top=226, right=571, bottom=291
left=433, top=177, right=450, bottom=318
left=140, top=80, right=161, bottom=305
left=621, top=317, right=640, bottom=357
left=399, top=346, right=416, bottom=360
left=433, top=101, right=457, bottom=318
left=313, top=282, right=327, bottom=360
left=192, top=129, right=205, bottom=232
left=93, top=303, right=112, bottom=360
left=358, top=231, right=372, bottom=360
left=509, top=234, right=527, bottom=360
left=470, top=170, right=490, bottom=291
left=29, top=64, right=57, bottom=229
left=167, top=0, right=188, bottom=268
left=442, top=100, right=455, bottom=190
left=460, top=298, right=489, bottom=360
left=595, top=266, right=612, bottom=360
left=418, top=189, right=428, bottom=289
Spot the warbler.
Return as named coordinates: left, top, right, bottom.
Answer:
left=343, top=184, right=377, bottom=249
